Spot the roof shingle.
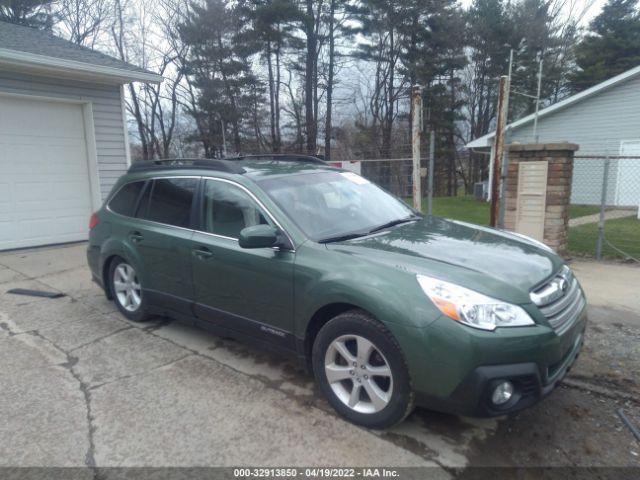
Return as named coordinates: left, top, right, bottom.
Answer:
left=0, top=20, right=157, bottom=77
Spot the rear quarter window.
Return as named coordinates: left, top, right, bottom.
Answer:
left=108, top=181, right=146, bottom=217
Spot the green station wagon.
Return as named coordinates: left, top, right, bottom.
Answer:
left=87, top=155, right=587, bottom=428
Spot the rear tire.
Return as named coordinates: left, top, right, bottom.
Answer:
left=312, top=310, right=414, bottom=429
left=108, top=257, right=151, bottom=322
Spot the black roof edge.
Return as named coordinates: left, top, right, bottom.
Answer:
left=127, top=159, right=246, bottom=174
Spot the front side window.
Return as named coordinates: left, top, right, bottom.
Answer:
left=202, top=180, right=271, bottom=239
left=137, top=178, right=197, bottom=228
left=109, top=181, right=146, bottom=217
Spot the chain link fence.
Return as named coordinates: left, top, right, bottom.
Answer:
left=570, top=156, right=640, bottom=262
left=333, top=154, right=640, bottom=263
left=331, top=157, right=418, bottom=200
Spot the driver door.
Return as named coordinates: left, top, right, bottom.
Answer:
left=191, top=178, right=296, bottom=351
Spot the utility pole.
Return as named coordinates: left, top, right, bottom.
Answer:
left=496, top=50, right=514, bottom=229
left=497, top=127, right=512, bottom=228
left=490, top=76, right=509, bottom=227
left=411, top=85, right=422, bottom=212
left=533, top=58, right=543, bottom=142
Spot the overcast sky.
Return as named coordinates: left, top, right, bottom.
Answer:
left=459, top=0, right=607, bottom=26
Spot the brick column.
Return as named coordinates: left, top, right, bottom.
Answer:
left=504, top=143, right=579, bottom=255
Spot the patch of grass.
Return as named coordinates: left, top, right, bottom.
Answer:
left=431, top=195, right=490, bottom=225
left=407, top=196, right=600, bottom=224
left=569, top=204, right=600, bottom=219
left=405, top=195, right=490, bottom=225
left=569, top=215, right=640, bottom=259
left=403, top=194, right=639, bottom=259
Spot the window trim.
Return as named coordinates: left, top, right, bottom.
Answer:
left=106, top=175, right=295, bottom=251
left=197, top=176, right=295, bottom=251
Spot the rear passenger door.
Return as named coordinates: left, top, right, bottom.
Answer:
left=132, top=176, right=199, bottom=315
left=191, top=178, right=296, bottom=350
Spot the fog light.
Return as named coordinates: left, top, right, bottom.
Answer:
left=491, top=381, right=514, bottom=405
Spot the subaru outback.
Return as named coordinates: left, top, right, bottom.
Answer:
left=87, top=155, right=587, bottom=428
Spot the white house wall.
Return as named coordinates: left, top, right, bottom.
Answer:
left=508, top=74, right=640, bottom=206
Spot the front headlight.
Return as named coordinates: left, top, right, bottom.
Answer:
left=416, top=274, right=535, bottom=331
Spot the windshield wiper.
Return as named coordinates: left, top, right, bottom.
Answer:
left=318, top=215, right=421, bottom=244
left=367, top=215, right=421, bottom=234
left=317, top=232, right=370, bottom=244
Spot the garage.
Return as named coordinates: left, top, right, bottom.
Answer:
left=0, top=20, right=161, bottom=251
left=0, top=95, right=96, bottom=250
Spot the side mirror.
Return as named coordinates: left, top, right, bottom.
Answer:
left=238, top=225, right=278, bottom=249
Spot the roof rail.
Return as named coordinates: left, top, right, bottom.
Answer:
left=230, top=154, right=327, bottom=165
left=127, top=158, right=246, bottom=174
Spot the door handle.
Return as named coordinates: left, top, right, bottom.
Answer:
left=129, top=231, right=144, bottom=243
left=193, top=246, right=214, bottom=259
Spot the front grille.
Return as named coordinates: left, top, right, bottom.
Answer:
left=531, top=266, right=586, bottom=335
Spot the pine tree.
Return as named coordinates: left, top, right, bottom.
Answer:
left=0, top=0, right=54, bottom=29
left=247, top=0, right=303, bottom=153
left=570, top=0, right=640, bottom=92
left=179, top=0, right=262, bottom=155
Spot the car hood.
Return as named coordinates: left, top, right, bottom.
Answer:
left=326, top=216, right=563, bottom=303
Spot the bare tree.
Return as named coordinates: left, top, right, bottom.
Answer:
left=55, top=0, right=112, bottom=47
left=108, top=0, right=190, bottom=160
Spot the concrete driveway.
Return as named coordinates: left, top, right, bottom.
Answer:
left=0, top=243, right=638, bottom=475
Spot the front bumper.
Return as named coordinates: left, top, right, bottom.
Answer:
left=400, top=301, right=588, bottom=417
left=414, top=327, right=584, bottom=417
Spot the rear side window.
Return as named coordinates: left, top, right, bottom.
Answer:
left=108, top=181, right=146, bottom=217
left=137, top=178, right=198, bottom=228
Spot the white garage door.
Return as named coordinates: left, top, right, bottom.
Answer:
left=0, top=96, right=94, bottom=250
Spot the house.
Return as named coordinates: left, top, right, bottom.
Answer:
left=466, top=65, right=640, bottom=208
left=0, top=21, right=162, bottom=251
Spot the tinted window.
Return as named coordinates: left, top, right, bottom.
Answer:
left=202, top=180, right=270, bottom=238
left=138, top=178, right=197, bottom=228
left=109, top=181, right=145, bottom=217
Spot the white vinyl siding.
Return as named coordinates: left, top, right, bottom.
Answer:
left=0, top=70, right=128, bottom=199
left=507, top=74, right=640, bottom=206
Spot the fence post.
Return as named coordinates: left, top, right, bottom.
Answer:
left=596, top=156, right=610, bottom=260
left=428, top=129, right=435, bottom=215
left=411, top=85, right=422, bottom=212
left=497, top=127, right=512, bottom=229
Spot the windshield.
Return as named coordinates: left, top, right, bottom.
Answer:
left=258, top=171, right=418, bottom=242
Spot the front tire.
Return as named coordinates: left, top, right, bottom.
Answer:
left=109, top=257, right=150, bottom=322
left=312, top=310, right=414, bottom=429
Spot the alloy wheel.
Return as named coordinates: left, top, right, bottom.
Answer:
left=324, top=334, right=393, bottom=414
left=113, top=263, right=142, bottom=312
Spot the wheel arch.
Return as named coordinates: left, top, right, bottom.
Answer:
left=101, top=254, right=123, bottom=300
left=304, top=302, right=379, bottom=369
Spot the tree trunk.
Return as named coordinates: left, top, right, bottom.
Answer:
left=324, top=0, right=335, bottom=161
left=381, top=28, right=394, bottom=159
left=305, top=0, right=317, bottom=155
left=266, top=40, right=277, bottom=152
